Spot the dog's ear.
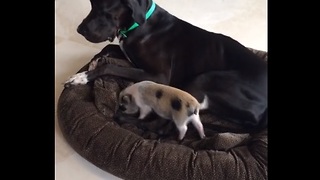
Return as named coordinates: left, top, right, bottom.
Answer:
left=124, top=0, right=146, bottom=25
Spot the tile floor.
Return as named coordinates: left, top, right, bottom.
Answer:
left=55, top=0, right=267, bottom=179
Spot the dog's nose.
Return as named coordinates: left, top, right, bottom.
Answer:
left=77, top=24, right=88, bottom=36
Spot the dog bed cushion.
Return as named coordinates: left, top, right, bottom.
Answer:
left=57, top=48, right=268, bottom=180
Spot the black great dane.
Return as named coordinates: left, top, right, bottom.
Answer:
left=65, top=0, right=268, bottom=131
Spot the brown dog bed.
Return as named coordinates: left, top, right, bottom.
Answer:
left=57, top=48, right=267, bottom=180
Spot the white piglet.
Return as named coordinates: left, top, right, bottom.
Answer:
left=118, top=81, right=208, bottom=140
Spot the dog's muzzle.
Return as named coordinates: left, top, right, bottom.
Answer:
left=77, top=25, right=89, bottom=37
left=77, top=24, right=116, bottom=43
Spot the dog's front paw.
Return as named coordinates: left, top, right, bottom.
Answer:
left=64, top=71, right=89, bottom=88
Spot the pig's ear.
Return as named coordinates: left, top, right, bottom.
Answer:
left=122, top=95, right=132, bottom=104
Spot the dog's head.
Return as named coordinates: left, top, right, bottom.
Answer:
left=118, top=92, right=139, bottom=115
left=77, top=0, right=151, bottom=43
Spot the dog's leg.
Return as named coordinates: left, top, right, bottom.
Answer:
left=64, top=63, right=168, bottom=87
left=88, top=44, right=126, bottom=71
left=65, top=71, right=89, bottom=86
left=88, top=57, right=102, bottom=71
left=114, top=113, right=148, bottom=131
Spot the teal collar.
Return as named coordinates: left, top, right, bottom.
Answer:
left=119, top=0, right=156, bottom=38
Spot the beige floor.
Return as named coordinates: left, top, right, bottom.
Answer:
left=55, top=0, right=267, bottom=179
